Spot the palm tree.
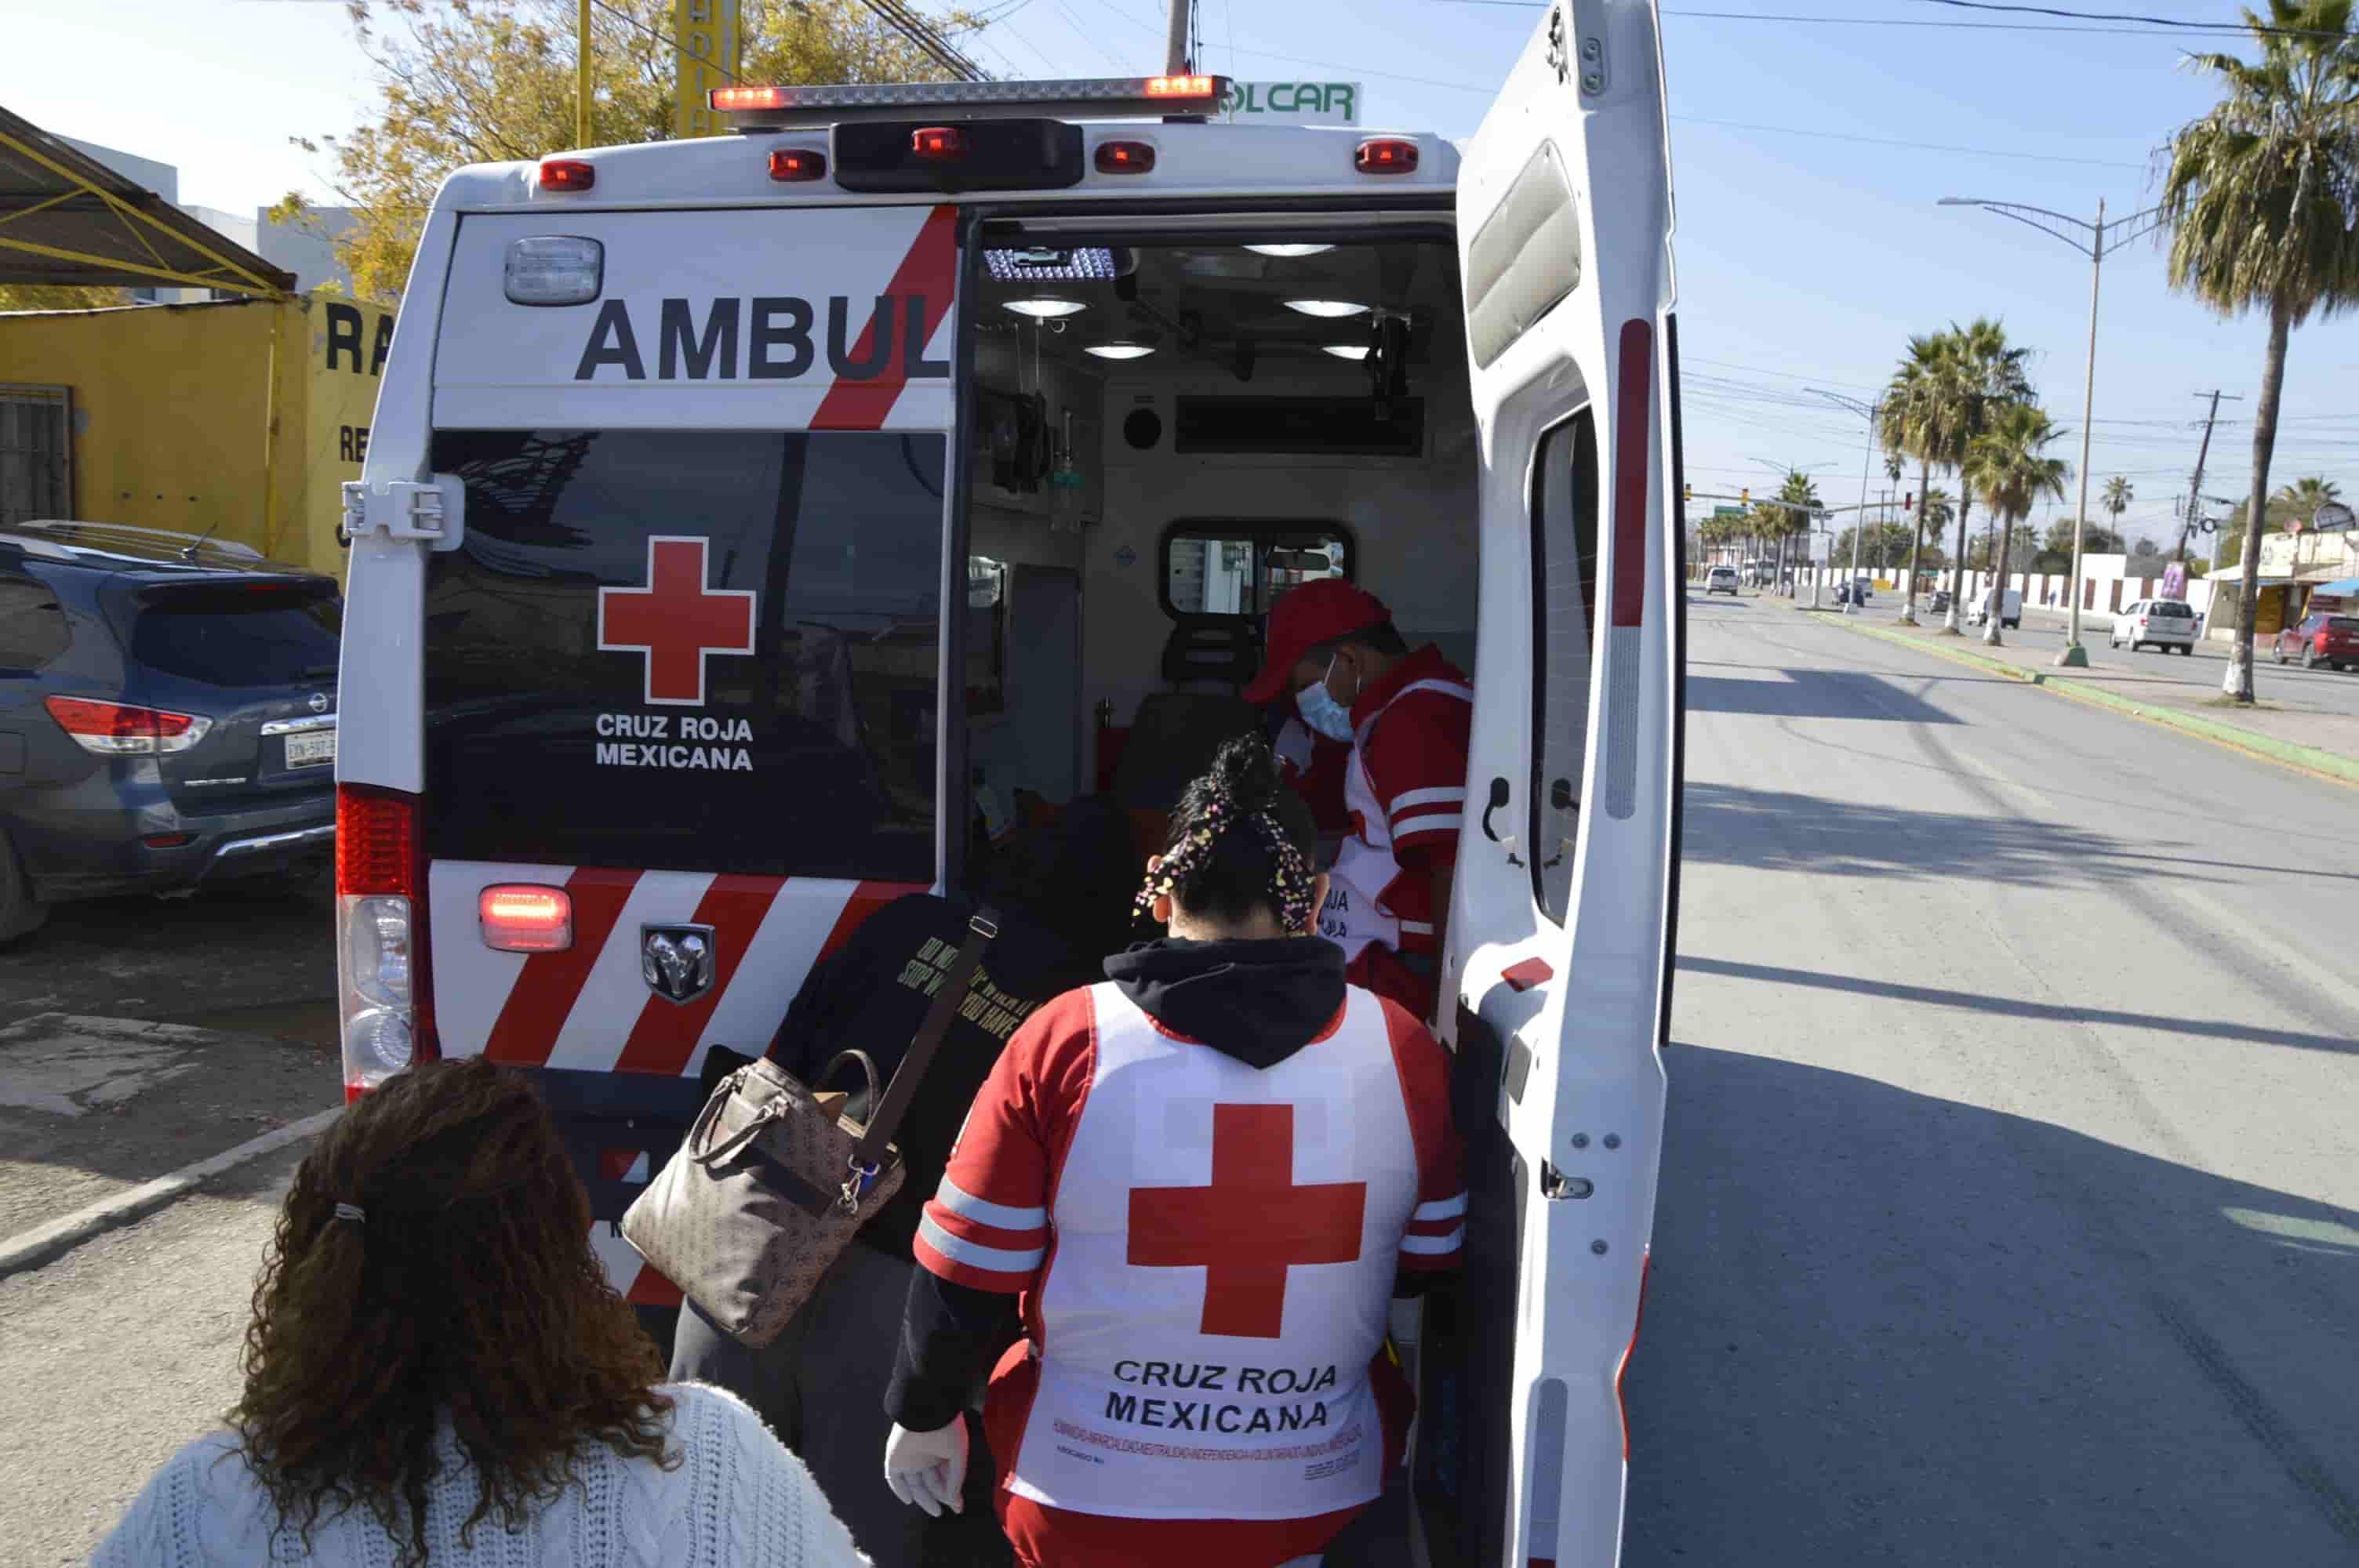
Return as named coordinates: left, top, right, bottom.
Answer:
left=2274, top=474, right=2342, bottom=524
left=1932, top=319, right=2034, bottom=633
left=1967, top=404, right=2071, bottom=646
left=1881, top=332, right=1951, bottom=623
left=2102, top=476, right=2133, bottom=537
left=2159, top=0, right=2359, bottom=702
left=1774, top=469, right=1820, bottom=586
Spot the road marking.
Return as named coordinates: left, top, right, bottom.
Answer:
left=0, top=1105, right=341, bottom=1281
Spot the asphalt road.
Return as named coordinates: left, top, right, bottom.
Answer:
left=7, top=598, right=2357, bottom=1565
left=1626, top=594, right=2359, bottom=1566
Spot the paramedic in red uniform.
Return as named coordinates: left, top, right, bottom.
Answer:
left=1247, top=579, right=1474, bottom=1024
left=880, top=736, right=1466, bottom=1568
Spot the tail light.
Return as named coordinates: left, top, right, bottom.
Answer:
left=539, top=158, right=596, bottom=191
left=336, top=784, right=437, bottom=1099
left=44, top=695, right=212, bottom=756
left=480, top=884, right=572, bottom=952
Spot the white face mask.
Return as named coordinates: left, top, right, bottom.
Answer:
left=1295, top=654, right=1356, bottom=742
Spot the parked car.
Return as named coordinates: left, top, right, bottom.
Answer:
left=1704, top=564, right=1739, bottom=596
left=2109, top=597, right=2198, bottom=655
left=0, top=522, right=340, bottom=944
left=2273, top=611, right=2359, bottom=670
left=1969, top=587, right=2023, bottom=630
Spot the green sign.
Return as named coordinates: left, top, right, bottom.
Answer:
left=1713, top=505, right=1745, bottom=520
left=1219, top=82, right=1362, bottom=125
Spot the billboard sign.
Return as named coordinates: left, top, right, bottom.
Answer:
left=2314, top=500, right=2354, bottom=533
left=1219, top=81, right=1362, bottom=125
left=2161, top=561, right=2187, bottom=600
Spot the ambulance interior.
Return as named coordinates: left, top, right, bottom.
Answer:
left=956, top=234, right=1478, bottom=868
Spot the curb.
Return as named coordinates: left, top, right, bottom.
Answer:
left=0, top=1105, right=341, bottom=1282
left=1802, top=606, right=2359, bottom=789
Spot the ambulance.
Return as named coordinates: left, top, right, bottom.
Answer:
left=334, top=3, right=1684, bottom=1562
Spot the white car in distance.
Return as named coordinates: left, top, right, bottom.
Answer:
left=2110, top=597, right=2198, bottom=655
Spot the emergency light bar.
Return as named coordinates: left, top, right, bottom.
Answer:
left=711, top=74, right=1228, bottom=130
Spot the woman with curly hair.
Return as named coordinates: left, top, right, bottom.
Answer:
left=93, top=1056, right=868, bottom=1567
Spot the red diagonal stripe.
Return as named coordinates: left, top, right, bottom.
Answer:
left=613, top=873, right=784, bottom=1076
left=811, top=204, right=959, bottom=430
left=484, top=868, right=642, bottom=1066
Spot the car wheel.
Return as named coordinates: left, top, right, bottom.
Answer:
left=2303, top=646, right=2317, bottom=670
left=2274, top=645, right=2288, bottom=665
left=0, top=833, right=48, bottom=947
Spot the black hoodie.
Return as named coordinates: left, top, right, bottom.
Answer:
left=885, top=935, right=1387, bottom=1434
left=1100, top=935, right=1348, bottom=1069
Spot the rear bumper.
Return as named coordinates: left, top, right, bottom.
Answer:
left=13, top=784, right=335, bottom=903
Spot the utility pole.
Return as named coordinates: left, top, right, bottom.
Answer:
left=578, top=0, right=593, bottom=149
left=1938, top=194, right=2164, bottom=666
left=1165, top=0, right=1193, bottom=72
left=1807, top=388, right=1881, bottom=615
left=2176, top=389, right=2241, bottom=565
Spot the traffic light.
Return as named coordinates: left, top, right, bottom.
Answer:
left=1683, top=482, right=1692, bottom=505
left=1740, top=487, right=1750, bottom=505
left=1903, top=492, right=1914, bottom=510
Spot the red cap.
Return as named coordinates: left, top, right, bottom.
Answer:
left=1244, top=578, right=1390, bottom=704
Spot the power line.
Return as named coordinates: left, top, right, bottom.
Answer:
left=1678, top=114, right=2146, bottom=169
left=1904, top=0, right=2359, bottom=42
left=1436, top=0, right=2297, bottom=35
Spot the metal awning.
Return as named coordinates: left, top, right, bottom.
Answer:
left=0, top=103, right=293, bottom=297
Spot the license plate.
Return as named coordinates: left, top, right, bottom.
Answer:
left=285, top=731, right=336, bottom=768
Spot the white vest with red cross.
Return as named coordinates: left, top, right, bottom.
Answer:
left=1003, top=982, right=1423, bottom=1521
left=1321, top=673, right=1475, bottom=963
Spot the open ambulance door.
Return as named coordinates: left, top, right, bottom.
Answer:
left=1419, top=2, right=1678, bottom=1565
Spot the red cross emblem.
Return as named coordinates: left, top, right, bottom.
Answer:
left=1129, top=1102, right=1366, bottom=1339
left=596, top=536, right=758, bottom=706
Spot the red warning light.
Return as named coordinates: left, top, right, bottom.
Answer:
left=539, top=158, right=596, bottom=191
left=1095, top=140, right=1156, bottom=174
left=768, top=147, right=828, bottom=183
left=1354, top=139, right=1419, bottom=175
left=1146, top=74, right=1216, bottom=99
left=911, top=125, right=968, bottom=162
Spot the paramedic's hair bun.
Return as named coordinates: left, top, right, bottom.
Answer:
left=1209, top=733, right=1281, bottom=811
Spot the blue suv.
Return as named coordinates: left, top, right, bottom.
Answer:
left=0, top=522, right=340, bottom=944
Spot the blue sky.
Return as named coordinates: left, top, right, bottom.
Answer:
left=11, top=0, right=2357, bottom=544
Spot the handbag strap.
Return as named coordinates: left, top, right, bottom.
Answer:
left=849, top=906, right=1000, bottom=1173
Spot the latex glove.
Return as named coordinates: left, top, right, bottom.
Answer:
left=883, top=1418, right=969, bottom=1518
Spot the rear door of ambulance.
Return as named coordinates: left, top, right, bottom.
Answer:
left=1416, top=2, right=1678, bottom=1565
left=343, top=196, right=961, bottom=1304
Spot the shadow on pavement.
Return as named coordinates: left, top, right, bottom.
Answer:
left=1691, top=671, right=1961, bottom=724
left=1678, top=955, right=2357, bottom=1061
left=1623, top=1044, right=2359, bottom=1567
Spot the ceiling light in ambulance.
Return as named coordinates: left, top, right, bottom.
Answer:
left=479, top=884, right=573, bottom=953
left=1285, top=299, right=1370, bottom=319
left=1323, top=344, right=1372, bottom=361
left=768, top=147, right=828, bottom=182
left=537, top=158, right=596, bottom=192
left=1005, top=296, right=1087, bottom=319
left=1246, top=244, right=1335, bottom=259
left=503, top=236, right=604, bottom=306
left=1085, top=343, right=1156, bottom=360
left=984, top=247, right=1118, bottom=283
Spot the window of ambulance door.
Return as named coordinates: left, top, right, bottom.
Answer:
left=1529, top=409, right=1599, bottom=923
left=421, top=430, right=944, bottom=884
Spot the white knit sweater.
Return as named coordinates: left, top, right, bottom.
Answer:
left=91, top=1382, right=872, bottom=1567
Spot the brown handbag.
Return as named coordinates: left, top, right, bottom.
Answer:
left=620, top=908, right=1000, bottom=1348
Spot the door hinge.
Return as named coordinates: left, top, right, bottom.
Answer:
left=341, top=476, right=466, bottom=551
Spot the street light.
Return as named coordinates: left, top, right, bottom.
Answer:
left=1939, top=195, right=2164, bottom=666
left=1806, top=388, right=1881, bottom=615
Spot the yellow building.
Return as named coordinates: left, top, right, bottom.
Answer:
left=0, top=294, right=393, bottom=575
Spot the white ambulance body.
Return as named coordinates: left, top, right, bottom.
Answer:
left=336, top=5, right=1682, bottom=1562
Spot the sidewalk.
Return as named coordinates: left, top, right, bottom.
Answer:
left=1799, top=604, right=2359, bottom=782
